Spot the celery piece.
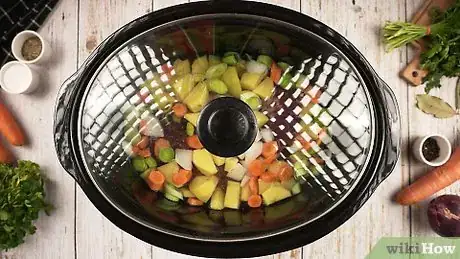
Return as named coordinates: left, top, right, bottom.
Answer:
left=205, top=63, right=228, bottom=79
left=257, top=55, right=273, bottom=67
left=159, top=147, right=175, bottom=163
left=186, top=122, right=195, bottom=136
left=277, top=62, right=290, bottom=71
left=133, top=157, right=148, bottom=172
left=140, top=169, right=151, bottom=180
left=223, top=55, right=238, bottom=65
left=207, top=79, right=228, bottom=94
left=240, top=91, right=261, bottom=110
left=144, top=157, right=157, bottom=169
left=279, top=73, right=293, bottom=89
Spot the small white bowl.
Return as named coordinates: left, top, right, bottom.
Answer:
left=11, top=30, right=51, bottom=64
left=412, top=134, right=452, bottom=167
left=0, top=61, right=39, bottom=94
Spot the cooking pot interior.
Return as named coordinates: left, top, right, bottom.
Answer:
left=78, top=14, right=374, bottom=240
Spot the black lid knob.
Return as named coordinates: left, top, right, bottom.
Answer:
left=197, top=97, right=257, bottom=157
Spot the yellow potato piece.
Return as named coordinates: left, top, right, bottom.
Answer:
left=224, top=181, right=241, bottom=209
left=189, top=175, right=219, bottom=203
left=210, top=188, right=225, bottom=211
left=193, top=149, right=218, bottom=176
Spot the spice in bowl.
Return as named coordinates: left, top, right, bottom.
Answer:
left=422, top=137, right=440, bottom=162
left=21, top=36, right=42, bottom=61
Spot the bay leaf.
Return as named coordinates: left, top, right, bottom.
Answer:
left=416, top=94, right=457, bottom=118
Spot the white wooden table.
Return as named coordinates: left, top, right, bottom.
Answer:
left=1, top=0, right=459, bottom=258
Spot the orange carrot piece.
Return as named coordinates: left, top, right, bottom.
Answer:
left=396, top=147, right=460, bottom=205
left=172, top=103, right=188, bottom=118
left=172, top=169, right=192, bottom=187
left=0, top=101, right=26, bottom=146
left=138, top=148, right=151, bottom=158
left=270, top=62, right=282, bottom=83
left=132, top=145, right=141, bottom=154
left=262, top=141, right=278, bottom=158
left=260, top=172, right=277, bottom=183
left=248, top=160, right=266, bottom=177
left=0, top=140, right=14, bottom=164
left=148, top=170, right=165, bottom=186
left=136, top=136, right=150, bottom=149
left=249, top=177, right=259, bottom=195
left=154, top=138, right=171, bottom=157
left=263, top=154, right=277, bottom=165
left=187, top=197, right=204, bottom=206
left=278, top=164, right=294, bottom=181
left=248, top=194, right=262, bottom=208
left=186, top=135, right=203, bottom=149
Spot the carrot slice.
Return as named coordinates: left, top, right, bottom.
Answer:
left=172, top=169, right=192, bottom=187
left=260, top=172, right=277, bottom=183
left=262, top=141, right=278, bottom=158
left=263, top=154, right=277, bottom=165
left=278, top=164, right=294, bottom=181
left=138, top=148, right=151, bottom=158
left=187, top=197, right=204, bottom=206
left=148, top=170, right=165, bottom=186
left=249, top=177, right=259, bottom=195
left=270, top=62, right=282, bottom=83
left=154, top=138, right=171, bottom=157
left=172, top=103, right=188, bottom=118
left=0, top=101, right=26, bottom=146
left=186, top=135, right=203, bottom=149
left=248, top=159, right=265, bottom=177
left=136, top=136, right=150, bottom=149
left=248, top=194, right=262, bottom=208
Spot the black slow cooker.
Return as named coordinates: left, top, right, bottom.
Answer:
left=53, top=1, right=400, bottom=257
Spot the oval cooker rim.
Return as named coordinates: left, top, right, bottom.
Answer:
left=64, top=1, right=392, bottom=257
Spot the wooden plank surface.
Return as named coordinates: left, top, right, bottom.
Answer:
left=1, top=0, right=459, bottom=259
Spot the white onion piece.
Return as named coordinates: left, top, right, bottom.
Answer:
left=260, top=128, right=274, bottom=142
left=139, top=115, right=164, bottom=137
left=255, top=130, right=262, bottom=142
left=227, top=163, right=246, bottom=181
left=240, top=159, right=250, bottom=169
left=246, top=60, right=267, bottom=74
left=175, top=149, right=193, bottom=170
left=244, top=141, right=263, bottom=163
left=240, top=175, right=250, bottom=187
left=238, top=153, right=245, bottom=160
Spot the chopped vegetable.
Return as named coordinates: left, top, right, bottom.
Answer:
left=184, top=113, right=199, bottom=127
left=278, top=164, right=294, bottom=181
left=159, top=147, right=175, bottom=163
left=189, top=175, right=219, bottom=203
left=291, top=182, right=302, bottom=195
left=0, top=161, right=50, bottom=250
left=132, top=157, right=148, bottom=172
left=260, top=128, right=274, bottom=142
left=172, top=74, right=194, bottom=101
left=277, top=62, right=290, bottom=71
left=249, top=176, right=259, bottom=195
left=222, top=66, right=242, bottom=97
left=224, top=157, right=239, bottom=172
left=164, top=193, right=180, bottom=202
left=175, top=149, right=193, bottom=170
left=205, top=63, right=228, bottom=79
left=180, top=188, right=195, bottom=198
left=279, top=73, right=293, bottom=89
left=135, top=136, right=150, bottom=149
left=244, top=141, right=263, bottom=163
left=262, top=141, right=278, bottom=159
left=207, top=78, right=228, bottom=94
left=253, top=77, right=275, bottom=99
left=164, top=183, right=184, bottom=200
left=227, top=163, right=247, bottom=181
left=144, top=157, right=157, bottom=168
left=208, top=55, right=221, bottom=66
left=153, top=138, right=171, bottom=158
left=248, top=159, right=265, bottom=177
left=191, top=56, right=209, bottom=74
left=146, top=170, right=166, bottom=191
left=246, top=60, right=268, bottom=75
left=185, top=122, right=194, bottom=137
left=240, top=91, right=261, bottom=110
left=240, top=183, right=251, bottom=201
left=186, top=135, right=203, bottom=149
left=258, top=179, right=271, bottom=193
left=254, top=111, right=269, bottom=127
left=396, top=147, right=460, bottom=205
left=187, top=197, right=204, bottom=206
left=257, top=55, right=273, bottom=67
left=222, top=52, right=239, bottom=65
left=172, top=169, right=192, bottom=187
left=193, top=149, right=218, bottom=176
left=248, top=194, right=263, bottom=208
left=241, top=72, right=265, bottom=90
left=0, top=101, right=26, bottom=146
left=240, top=175, right=250, bottom=187
left=270, top=62, right=282, bottom=83
left=212, top=155, right=225, bottom=166
left=183, top=81, right=209, bottom=112
left=157, top=161, right=180, bottom=186
left=224, top=181, right=241, bottom=209
left=210, top=188, right=225, bottom=210
left=261, top=184, right=291, bottom=206
left=173, top=59, right=191, bottom=76
left=260, top=172, right=277, bottom=183
left=172, top=103, right=188, bottom=118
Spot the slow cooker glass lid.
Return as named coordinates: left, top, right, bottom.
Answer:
left=77, top=13, right=375, bottom=238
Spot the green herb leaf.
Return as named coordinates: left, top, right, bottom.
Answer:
left=416, top=94, right=457, bottom=118
left=0, top=161, right=50, bottom=250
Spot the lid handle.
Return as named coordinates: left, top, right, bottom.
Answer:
left=197, top=97, right=257, bottom=157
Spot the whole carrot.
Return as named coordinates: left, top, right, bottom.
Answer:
left=0, top=101, right=26, bottom=146
left=0, top=140, right=14, bottom=164
left=396, top=147, right=460, bottom=205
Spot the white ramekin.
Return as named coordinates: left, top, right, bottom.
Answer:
left=11, top=30, right=51, bottom=64
left=0, top=61, right=39, bottom=94
left=412, top=134, right=452, bottom=167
